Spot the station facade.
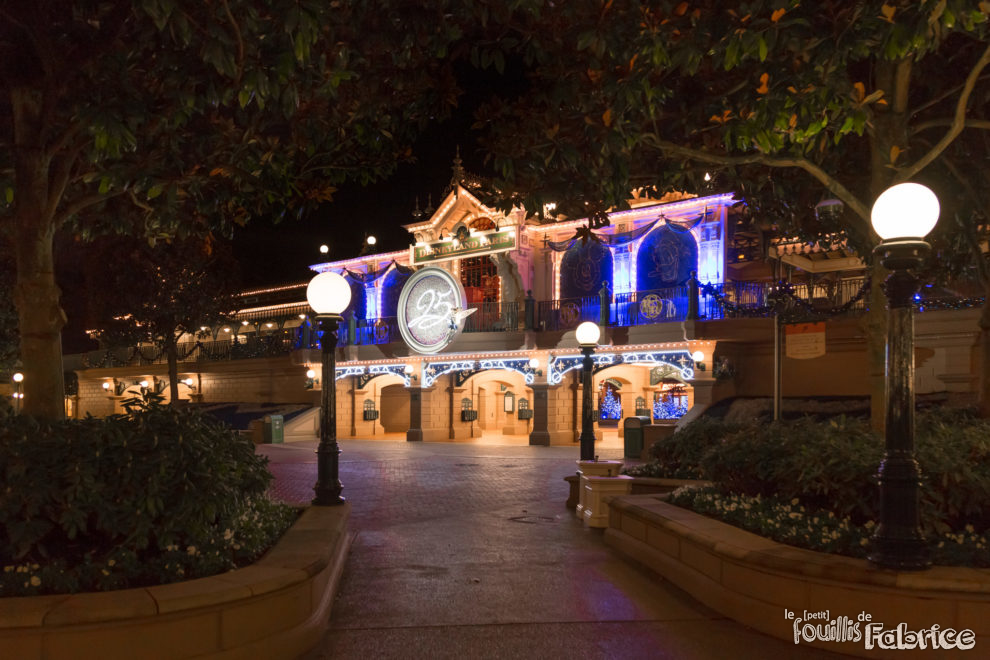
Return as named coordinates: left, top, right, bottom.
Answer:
left=68, top=176, right=981, bottom=445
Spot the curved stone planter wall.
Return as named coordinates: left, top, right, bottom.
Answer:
left=605, top=495, right=990, bottom=658
left=0, top=505, right=352, bottom=660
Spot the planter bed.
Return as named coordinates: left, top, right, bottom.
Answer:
left=605, top=494, right=990, bottom=658
left=0, top=505, right=352, bottom=660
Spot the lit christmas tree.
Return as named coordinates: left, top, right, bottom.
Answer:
left=600, top=387, right=622, bottom=420
left=653, top=395, right=688, bottom=420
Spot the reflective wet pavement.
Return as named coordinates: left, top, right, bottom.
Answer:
left=261, top=439, right=839, bottom=659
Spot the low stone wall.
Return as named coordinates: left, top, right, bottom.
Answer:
left=605, top=495, right=990, bottom=658
left=0, top=505, right=352, bottom=660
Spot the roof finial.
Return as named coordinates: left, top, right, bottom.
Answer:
left=424, top=194, right=434, bottom=215
left=450, top=146, right=465, bottom=193
left=411, top=196, right=422, bottom=220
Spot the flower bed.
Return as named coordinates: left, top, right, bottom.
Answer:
left=632, top=409, right=990, bottom=567
left=669, top=485, right=990, bottom=568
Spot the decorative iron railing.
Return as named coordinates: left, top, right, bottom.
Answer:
left=70, top=278, right=985, bottom=368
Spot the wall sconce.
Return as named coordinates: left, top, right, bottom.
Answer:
left=403, top=364, right=418, bottom=382
left=139, top=380, right=150, bottom=390
left=527, top=357, right=543, bottom=377
left=691, top=350, right=706, bottom=372
left=102, top=381, right=112, bottom=392
left=305, top=368, right=318, bottom=389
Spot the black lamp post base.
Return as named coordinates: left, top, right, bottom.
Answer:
left=868, top=536, right=931, bottom=571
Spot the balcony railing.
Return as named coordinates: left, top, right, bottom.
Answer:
left=70, top=278, right=984, bottom=369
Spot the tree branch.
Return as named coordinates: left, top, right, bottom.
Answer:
left=645, top=137, right=871, bottom=222
left=54, top=190, right=126, bottom=226
left=910, top=118, right=990, bottom=135
left=899, top=42, right=990, bottom=182
left=220, top=0, right=245, bottom=85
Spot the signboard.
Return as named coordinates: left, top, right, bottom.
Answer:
left=785, top=322, right=826, bottom=359
left=411, top=228, right=516, bottom=265
left=397, top=267, right=471, bottom=354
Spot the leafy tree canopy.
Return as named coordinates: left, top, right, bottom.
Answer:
left=474, top=0, right=990, bottom=256
left=0, top=0, right=464, bottom=416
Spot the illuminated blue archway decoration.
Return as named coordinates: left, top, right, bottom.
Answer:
left=423, top=360, right=477, bottom=388
left=636, top=225, right=698, bottom=290
left=380, top=266, right=412, bottom=318
left=619, top=350, right=695, bottom=380
left=342, top=275, right=367, bottom=323
left=548, top=353, right=618, bottom=385
left=560, top=240, right=613, bottom=299
left=478, top=358, right=538, bottom=385
left=548, top=350, right=695, bottom=385
left=335, top=365, right=366, bottom=381
left=356, top=364, right=413, bottom=389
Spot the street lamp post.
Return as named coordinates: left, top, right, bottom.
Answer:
left=12, top=372, right=23, bottom=414
left=306, top=271, right=352, bottom=506
left=868, top=182, right=939, bottom=571
left=576, top=321, right=601, bottom=461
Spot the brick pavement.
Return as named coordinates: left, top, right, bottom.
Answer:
left=260, top=439, right=839, bottom=660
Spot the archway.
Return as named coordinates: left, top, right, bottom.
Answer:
left=379, top=383, right=410, bottom=433
left=636, top=225, right=698, bottom=290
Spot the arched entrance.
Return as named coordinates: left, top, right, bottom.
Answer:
left=379, top=383, right=410, bottom=433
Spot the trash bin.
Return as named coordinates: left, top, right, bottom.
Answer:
left=623, top=416, right=650, bottom=459
left=262, top=414, right=284, bottom=444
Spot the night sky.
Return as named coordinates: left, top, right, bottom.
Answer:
left=230, top=63, right=519, bottom=288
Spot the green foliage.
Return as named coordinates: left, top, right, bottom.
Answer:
left=472, top=1, right=990, bottom=258
left=0, top=400, right=297, bottom=595
left=629, top=416, right=750, bottom=479
left=640, top=410, right=990, bottom=536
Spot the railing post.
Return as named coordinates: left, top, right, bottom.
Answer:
left=687, top=271, right=699, bottom=321
left=525, top=290, right=535, bottom=331
left=598, top=281, right=612, bottom=326
left=347, top=314, right=357, bottom=345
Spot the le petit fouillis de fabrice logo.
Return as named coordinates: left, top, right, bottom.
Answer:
left=785, top=609, right=977, bottom=651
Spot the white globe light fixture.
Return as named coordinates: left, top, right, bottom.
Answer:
left=575, top=321, right=601, bottom=347
left=12, top=372, right=23, bottom=383
left=306, top=369, right=317, bottom=379
left=102, top=381, right=111, bottom=390
left=403, top=364, right=414, bottom=375
left=528, top=357, right=540, bottom=369
left=691, top=350, right=705, bottom=362
left=183, top=377, right=194, bottom=387
left=319, top=244, right=329, bottom=254
left=367, top=235, right=377, bottom=246
left=139, top=380, right=149, bottom=389
left=307, top=272, right=352, bottom=316
left=870, top=183, right=939, bottom=241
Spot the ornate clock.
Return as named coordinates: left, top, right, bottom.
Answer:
left=397, top=267, right=472, bottom=354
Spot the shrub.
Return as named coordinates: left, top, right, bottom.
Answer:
left=700, top=415, right=881, bottom=524
left=629, top=416, right=752, bottom=479
left=684, top=410, right=990, bottom=536
left=0, top=400, right=297, bottom=595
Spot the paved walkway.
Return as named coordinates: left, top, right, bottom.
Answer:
left=260, top=439, right=839, bottom=660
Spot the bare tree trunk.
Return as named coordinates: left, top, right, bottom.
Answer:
left=11, top=88, right=67, bottom=419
